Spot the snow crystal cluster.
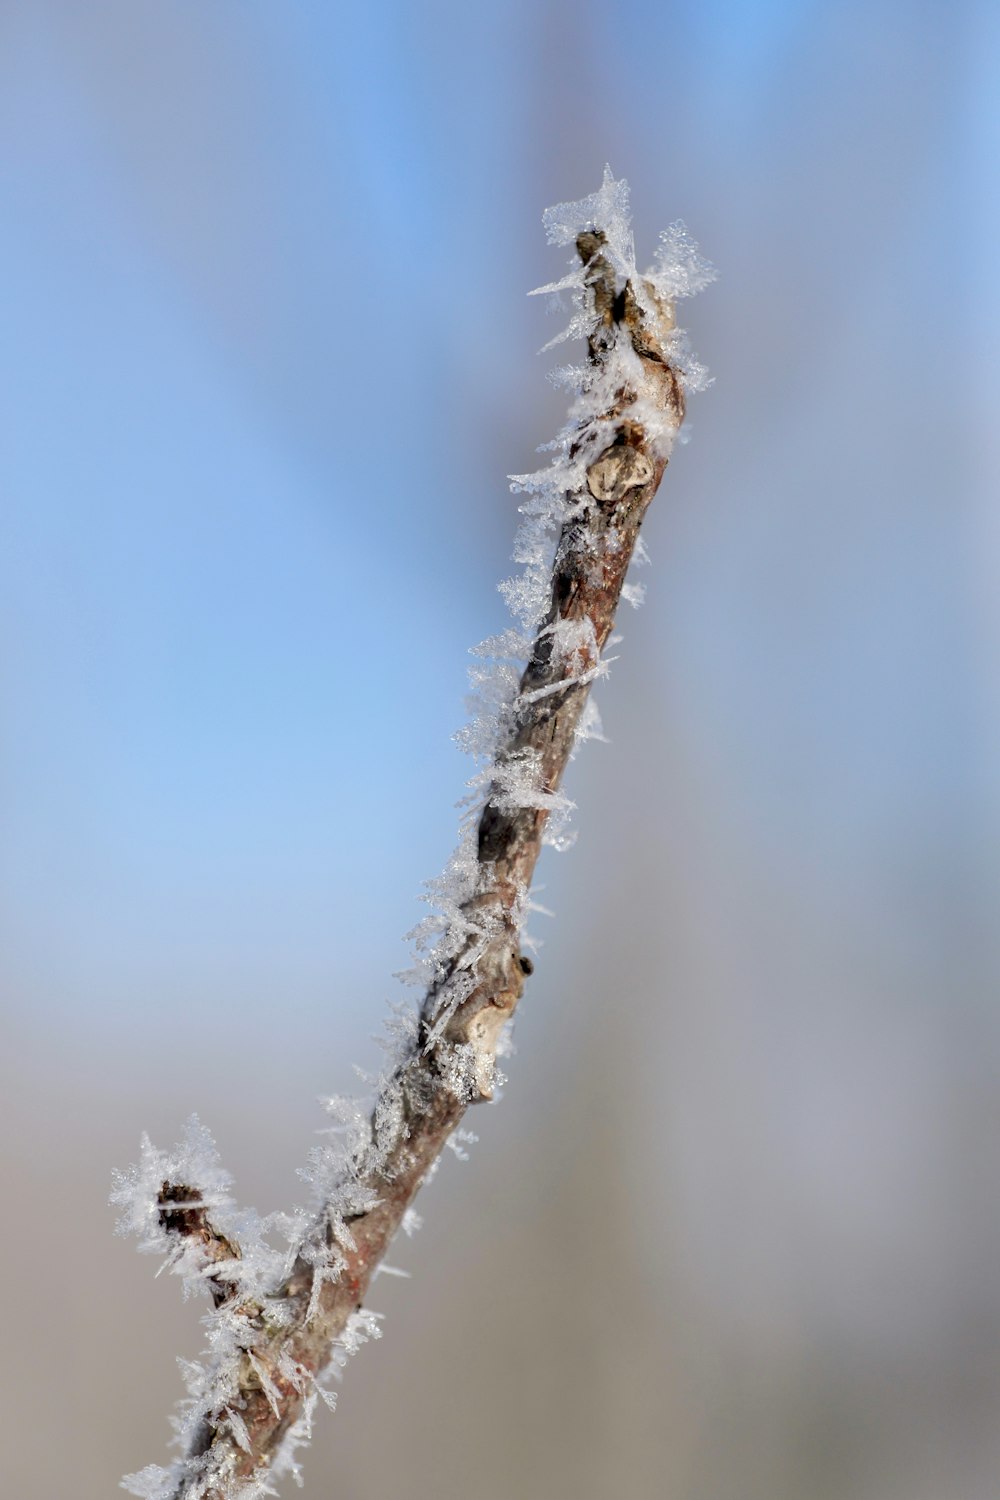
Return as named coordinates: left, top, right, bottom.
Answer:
left=112, top=169, right=713, bottom=1500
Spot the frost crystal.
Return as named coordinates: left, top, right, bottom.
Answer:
left=121, top=1466, right=176, bottom=1500
left=648, top=221, right=718, bottom=302
left=542, top=165, right=635, bottom=277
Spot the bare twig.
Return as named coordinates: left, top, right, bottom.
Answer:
left=113, top=172, right=713, bottom=1500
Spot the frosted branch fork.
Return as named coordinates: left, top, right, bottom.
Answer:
left=113, top=171, right=713, bottom=1500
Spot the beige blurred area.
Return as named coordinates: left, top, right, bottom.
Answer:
left=3, top=2, right=999, bottom=1498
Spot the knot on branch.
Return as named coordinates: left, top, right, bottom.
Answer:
left=430, top=932, right=526, bottom=1103
left=586, top=443, right=655, bottom=503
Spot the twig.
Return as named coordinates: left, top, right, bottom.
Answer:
left=112, top=170, right=713, bottom=1500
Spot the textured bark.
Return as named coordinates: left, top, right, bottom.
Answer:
left=156, top=227, right=684, bottom=1498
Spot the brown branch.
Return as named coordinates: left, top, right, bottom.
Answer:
left=126, top=197, right=698, bottom=1500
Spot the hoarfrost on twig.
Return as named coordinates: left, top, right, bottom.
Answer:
left=113, top=167, right=713, bottom=1500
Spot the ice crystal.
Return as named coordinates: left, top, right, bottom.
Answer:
left=648, top=220, right=718, bottom=302
left=121, top=1466, right=176, bottom=1500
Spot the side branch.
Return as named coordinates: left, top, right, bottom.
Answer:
left=156, top=1184, right=243, bottom=1310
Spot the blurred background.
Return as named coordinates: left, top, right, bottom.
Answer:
left=2, top=2, right=998, bottom=1496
